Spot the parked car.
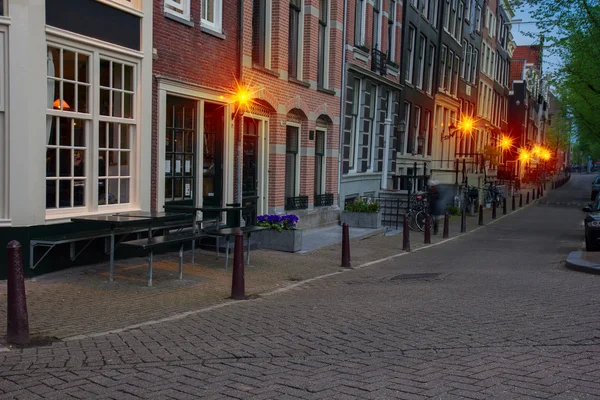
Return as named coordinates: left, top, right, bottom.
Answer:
left=591, top=175, right=600, bottom=200
left=582, top=198, right=600, bottom=251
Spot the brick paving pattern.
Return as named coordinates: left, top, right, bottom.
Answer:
left=1, top=174, right=599, bottom=399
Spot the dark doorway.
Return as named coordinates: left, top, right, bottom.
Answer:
left=202, top=102, right=225, bottom=209
left=165, top=96, right=196, bottom=206
left=242, top=117, right=259, bottom=225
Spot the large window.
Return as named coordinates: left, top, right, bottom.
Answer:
left=471, top=48, right=478, bottom=84
left=475, top=6, right=482, bottom=32
left=461, top=40, right=467, bottom=78
left=431, top=0, right=439, bottom=28
left=465, top=43, right=472, bottom=82
left=314, top=129, right=326, bottom=196
left=453, top=55, right=459, bottom=95
left=388, top=0, right=396, bottom=60
left=455, top=2, right=463, bottom=41
left=439, top=45, right=446, bottom=90
left=426, top=43, right=435, bottom=94
left=252, top=0, right=270, bottom=68
left=288, top=0, right=301, bottom=78
left=413, top=106, right=421, bottom=154
left=354, top=0, right=365, bottom=45
left=202, top=0, right=222, bottom=32
left=417, top=35, right=426, bottom=89
left=318, top=0, right=329, bottom=88
left=372, top=0, right=381, bottom=50
left=165, top=0, right=190, bottom=21
left=285, top=125, right=300, bottom=200
left=46, top=43, right=137, bottom=213
left=406, top=26, right=416, bottom=84
left=424, top=110, right=432, bottom=155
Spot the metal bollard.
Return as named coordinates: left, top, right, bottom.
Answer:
left=492, top=200, right=497, bottom=219
left=231, top=231, right=245, bottom=300
left=526, top=192, right=530, bottom=205
left=540, top=185, right=544, bottom=197
left=502, top=197, right=507, bottom=215
left=478, top=204, right=484, bottom=226
left=512, top=195, right=516, bottom=211
left=442, top=213, right=449, bottom=238
left=403, top=214, right=411, bottom=251
left=519, top=193, right=523, bottom=208
left=460, top=208, right=466, bottom=233
left=552, top=181, right=555, bottom=190
left=6, top=241, right=29, bottom=345
left=424, top=215, right=431, bottom=244
left=341, top=222, right=351, bottom=268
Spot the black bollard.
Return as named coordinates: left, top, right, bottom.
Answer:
left=492, top=200, right=497, bottom=219
left=478, top=204, right=484, bottom=226
left=519, top=193, right=523, bottom=208
left=541, top=185, right=544, bottom=197
left=443, top=212, right=449, bottom=238
left=424, top=215, right=431, bottom=244
left=341, top=222, right=351, bottom=268
left=512, top=195, right=516, bottom=211
left=403, top=214, right=411, bottom=251
left=526, top=191, right=530, bottom=205
left=460, top=208, right=466, bottom=233
left=6, top=241, right=29, bottom=345
left=231, top=231, right=245, bottom=300
left=533, top=188, right=537, bottom=200
left=502, top=197, right=507, bottom=215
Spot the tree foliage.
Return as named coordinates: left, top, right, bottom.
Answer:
left=512, top=0, right=600, bottom=159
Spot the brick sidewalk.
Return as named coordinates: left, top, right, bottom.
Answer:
left=0, top=200, right=529, bottom=344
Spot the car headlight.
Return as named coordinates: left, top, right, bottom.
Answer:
left=587, top=220, right=600, bottom=228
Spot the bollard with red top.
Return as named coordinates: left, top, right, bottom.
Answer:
left=231, top=231, right=245, bottom=300
left=6, top=241, right=29, bottom=345
left=403, top=214, right=410, bottom=251
left=442, top=212, right=449, bottom=238
left=341, top=222, right=351, bottom=268
left=502, top=197, right=507, bottom=215
left=424, top=215, right=431, bottom=244
left=526, top=191, right=530, bottom=205
left=492, top=200, right=497, bottom=219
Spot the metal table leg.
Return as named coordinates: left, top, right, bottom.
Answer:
left=179, top=244, right=183, bottom=279
left=109, top=231, right=115, bottom=282
left=148, top=250, right=153, bottom=287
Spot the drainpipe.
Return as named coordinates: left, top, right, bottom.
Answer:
left=337, top=0, right=348, bottom=209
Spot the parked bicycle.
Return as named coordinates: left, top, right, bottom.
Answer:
left=407, top=194, right=431, bottom=232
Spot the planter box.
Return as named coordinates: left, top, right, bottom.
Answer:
left=254, top=228, right=303, bottom=252
left=341, top=211, right=382, bottom=229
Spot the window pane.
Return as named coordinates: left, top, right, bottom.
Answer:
left=109, top=151, right=119, bottom=176
left=108, top=123, right=118, bottom=149
left=59, top=149, right=72, bottom=177
left=124, top=65, right=134, bottom=91
left=100, top=60, right=110, bottom=87
left=184, top=131, right=194, bottom=152
left=124, top=93, right=133, bottom=119
left=77, top=53, right=89, bottom=83
left=59, top=118, right=72, bottom=146
left=108, top=179, right=119, bottom=204
left=48, top=47, right=61, bottom=78
left=74, top=121, right=85, bottom=146
left=120, top=125, right=130, bottom=149
left=112, top=91, right=122, bottom=118
left=99, top=151, right=108, bottom=177
left=59, top=180, right=71, bottom=208
left=63, top=50, right=76, bottom=81
left=120, top=179, right=130, bottom=203
left=98, top=179, right=107, bottom=205
left=50, top=81, right=60, bottom=109
left=74, top=180, right=85, bottom=207
left=174, top=178, right=183, bottom=198
left=46, top=149, right=57, bottom=177
left=120, top=152, right=130, bottom=176
left=165, top=178, right=173, bottom=200
left=46, top=181, right=57, bottom=208
left=100, top=89, right=110, bottom=116
left=47, top=117, right=57, bottom=146
left=285, top=153, right=296, bottom=198
left=74, top=151, right=85, bottom=177
left=112, top=62, right=122, bottom=89
left=63, top=82, right=75, bottom=112
left=77, top=85, right=88, bottom=113
left=175, top=131, right=184, bottom=152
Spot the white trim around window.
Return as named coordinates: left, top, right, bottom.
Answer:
left=201, top=0, right=223, bottom=33
left=315, top=127, right=327, bottom=195
left=165, top=0, right=190, bottom=21
left=97, top=0, right=143, bottom=15
left=285, top=122, right=301, bottom=197
left=45, top=37, right=142, bottom=219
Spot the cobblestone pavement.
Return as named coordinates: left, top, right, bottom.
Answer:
left=2, top=175, right=600, bottom=399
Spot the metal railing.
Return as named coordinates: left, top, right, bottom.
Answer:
left=315, top=193, right=334, bottom=207
left=285, top=196, right=309, bottom=211
left=371, top=49, right=387, bottom=76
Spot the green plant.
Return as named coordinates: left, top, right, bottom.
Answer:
left=345, top=199, right=380, bottom=213
left=445, top=205, right=460, bottom=216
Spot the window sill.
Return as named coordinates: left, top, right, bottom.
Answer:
left=288, top=77, right=310, bottom=88
left=45, top=207, right=141, bottom=224
left=201, top=26, right=226, bottom=40
left=252, top=64, right=280, bottom=78
left=317, top=86, right=336, bottom=96
left=352, top=47, right=369, bottom=62
left=97, top=0, right=143, bottom=17
left=164, top=12, right=195, bottom=27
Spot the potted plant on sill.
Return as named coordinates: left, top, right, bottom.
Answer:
left=255, top=214, right=303, bottom=252
left=341, top=199, right=382, bottom=229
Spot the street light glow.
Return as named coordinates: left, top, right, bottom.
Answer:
left=498, top=134, right=514, bottom=151
left=518, top=148, right=531, bottom=162
left=458, top=116, right=475, bottom=135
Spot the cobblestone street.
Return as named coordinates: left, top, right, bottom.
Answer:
left=1, top=175, right=599, bottom=399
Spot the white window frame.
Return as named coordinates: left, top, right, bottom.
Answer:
left=439, top=45, right=447, bottom=90
left=98, top=0, right=142, bottom=13
left=475, top=6, right=482, bottom=31
left=461, top=40, right=467, bottom=78
left=432, top=0, right=439, bottom=28
left=422, top=0, right=429, bottom=19
left=288, top=0, right=304, bottom=79
left=349, top=76, right=361, bottom=171
left=443, top=0, right=451, bottom=31
left=317, top=0, right=330, bottom=88
left=413, top=106, right=421, bottom=154
left=471, top=48, right=478, bottom=84
left=355, top=0, right=366, bottom=46
left=252, top=0, right=273, bottom=69
left=453, top=55, right=459, bottom=95
left=285, top=122, right=301, bottom=197
left=165, top=0, right=191, bottom=21
left=417, top=35, right=426, bottom=89
left=403, top=102, right=411, bottom=154
left=202, top=0, right=223, bottom=33
left=388, top=0, right=397, bottom=61
left=427, top=43, right=435, bottom=94
left=46, top=37, right=141, bottom=219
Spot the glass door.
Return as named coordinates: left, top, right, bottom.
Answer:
left=165, top=96, right=196, bottom=206
left=242, top=117, right=259, bottom=224
left=202, top=102, right=224, bottom=210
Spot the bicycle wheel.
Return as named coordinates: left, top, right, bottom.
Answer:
left=415, top=211, right=431, bottom=232
left=408, top=211, right=420, bottom=231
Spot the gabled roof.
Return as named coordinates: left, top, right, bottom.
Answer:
left=512, top=45, right=542, bottom=67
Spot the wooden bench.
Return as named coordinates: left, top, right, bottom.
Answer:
left=204, top=225, right=268, bottom=270
left=120, top=231, right=208, bottom=286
